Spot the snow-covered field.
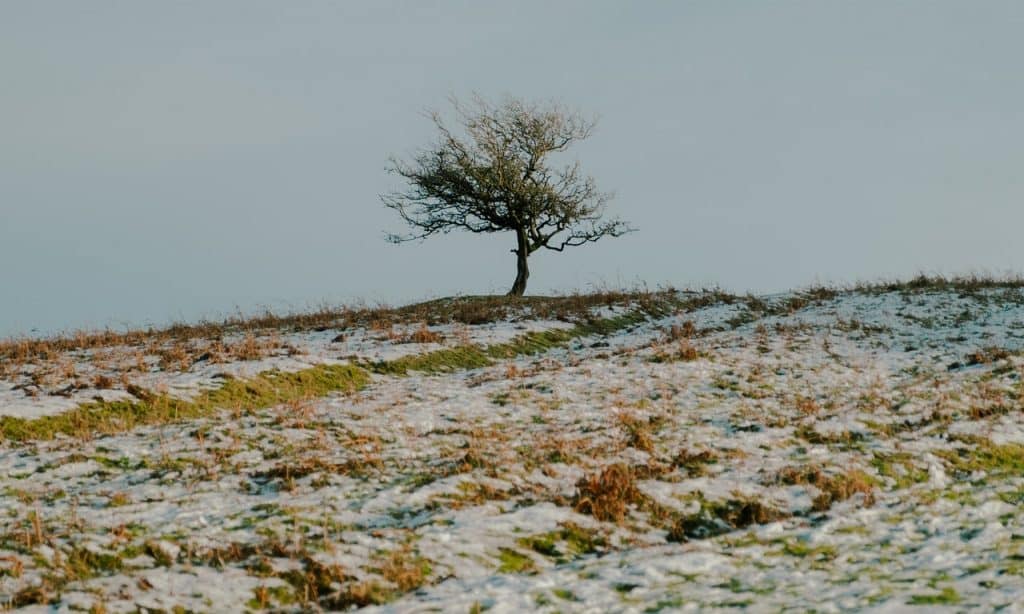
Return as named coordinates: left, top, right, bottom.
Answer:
left=2, top=286, right=1024, bottom=612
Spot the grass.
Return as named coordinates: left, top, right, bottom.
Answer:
left=3, top=274, right=1020, bottom=375
left=573, top=463, right=645, bottom=524
left=648, top=339, right=700, bottom=363
left=0, top=292, right=688, bottom=442
left=908, top=586, right=961, bottom=605
left=871, top=453, right=930, bottom=489
left=852, top=273, right=1024, bottom=296
left=517, top=523, right=606, bottom=563
left=0, top=290, right=672, bottom=367
left=673, top=448, right=720, bottom=476
left=780, top=540, right=838, bottom=560
left=4, top=279, right=1024, bottom=610
left=667, top=493, right=789, bottom=542
left=367, top=309, right=656, bottom=376
left=379, top=545, right=432, bottom=592
left=775, top=465, right=876, bottom=511
left=794, top=424, right=868, bottom=448
left=497, top=548, right=536, bottom=574
left=935, top=439, right=1024, bottom=477
left=0, top=363, right=369, bottom=441
left=0, top=287, right=731, bottom=395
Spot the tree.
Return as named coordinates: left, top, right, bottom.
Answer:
left=381, top=95, right=633, bottom=296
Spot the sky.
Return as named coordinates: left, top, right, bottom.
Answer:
left=2, top=2, right=1023, bottom=336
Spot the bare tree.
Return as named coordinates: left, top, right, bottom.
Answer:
left=382, top=95, right=633, bottom=296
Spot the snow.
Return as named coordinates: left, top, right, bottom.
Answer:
left=2, top=287, right=1024, bottom=611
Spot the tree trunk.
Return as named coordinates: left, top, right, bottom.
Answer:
left=507, top=230, right=530, bottom=297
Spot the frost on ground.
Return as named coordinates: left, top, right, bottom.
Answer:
left=2, top=285, right=1024, bottom=612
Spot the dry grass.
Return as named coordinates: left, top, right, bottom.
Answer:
left=0, top=290, right=670, bottom=365
left=618, top=412, right=656, bottom=453
left=397, top=323, right=444, bottom=344
left=650, top=339, right=700, bottom=363
left=379, top=545, right=430, bottom=592
left=662, top=320, right=697, bottom=342
left=0, top=290, right=683, bottom=403
left=672, top=448, right=720, bottom=476
left=92, top=374, right=115, bottom=389
left=573, top=463, right=645, bottom=523
left=851, top=273, right=1024, bottom=296
left=964, top=346, right=1013, bottom=366
left=795, top=395, right=820, bottom=415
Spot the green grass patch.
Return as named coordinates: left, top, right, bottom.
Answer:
left=935, top=440, right=1024, bottom=477
left=64, top=547, right=124, bottom=578
left=517, top=523, right=606, bottom=563
left=779, top=540, right=838, bottom=560
left=497, top=548, right=536, bottom=574
left=871, top=453, right=929, bottom=489
left=908, top=586, right=961, bottom=605
left=368, top=309, right=653, bottom=376
left=0, top=363, right=369, bottom=442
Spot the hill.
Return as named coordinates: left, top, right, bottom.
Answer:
left=2, top=278, right=1023, bottom=611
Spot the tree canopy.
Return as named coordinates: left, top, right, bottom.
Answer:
left=382, top=95, right=632, bottom=296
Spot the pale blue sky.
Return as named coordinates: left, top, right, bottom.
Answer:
left=2, top=2, right=1023, bottom=336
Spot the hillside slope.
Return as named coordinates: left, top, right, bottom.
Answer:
left=2, top=283, right=1023, bottom=611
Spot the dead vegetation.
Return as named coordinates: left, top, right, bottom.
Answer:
left=618, top=412, right=657, bottom=453
left=0, top=290, right=669, bottom=366
left=573, top=463, right=645, bottom=523
left=397, top=323, right=445, bottom=344
left=3, top=275, right=1021, bottom=374
left=964, top=346, right=1013, bottom=366
left=672, top=448, right=720, bottom=476
left=0, top=289, right=688, bottom=405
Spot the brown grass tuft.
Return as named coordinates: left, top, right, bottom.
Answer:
left=663, top=320, right=697, bottom=342
left=965, top=346, right=1012, bottom=366
left=618, top=412, right=655, bottom=453
left=672, top=448, right=719, bottom=476
left=400, top=323, right=444, bottom=344
left=379, top=545, right=429, bottom=592
left=573, top=463, right=644, bottom=523
left=795, top=396, right=820, bottom=415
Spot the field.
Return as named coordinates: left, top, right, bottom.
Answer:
left=2, top=278, right=1024, bottom=612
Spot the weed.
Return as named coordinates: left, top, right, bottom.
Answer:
left=662, top=321, right=697, bottom=342
left=650, top=339, right=699, bottom=363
